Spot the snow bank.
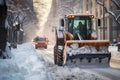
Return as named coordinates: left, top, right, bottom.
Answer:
left=108, top=46, right=118, bottom=52
left=0, top=60, right=23, bottom=80
left=107, top=46, right=120, bottom=68
left=0, top=43, right=48, bottom=80
left=108, top=46, right=120, bottom=58
left=0, top=42, right=12, bottom=59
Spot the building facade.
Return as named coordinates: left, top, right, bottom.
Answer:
left=82, top=0, right=120, bottom=41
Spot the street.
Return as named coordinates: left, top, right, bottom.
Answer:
left=36, top=44, right=120, bottom=80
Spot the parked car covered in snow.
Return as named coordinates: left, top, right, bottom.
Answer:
left=33, top=36, right=49, bottom=49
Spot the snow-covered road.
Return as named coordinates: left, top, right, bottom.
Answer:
left=0, top=43, right=120, bottom=80
left=37, top=44, right=120, bottom=80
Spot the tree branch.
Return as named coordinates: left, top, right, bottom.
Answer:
left=111, top=0, right=120, bottom=9
left=96, top=0, right=120, bottom=24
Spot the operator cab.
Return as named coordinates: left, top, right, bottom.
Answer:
left=65, top=14, right=94, bottom=40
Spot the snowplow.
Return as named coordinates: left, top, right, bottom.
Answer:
left=54, top=14, right=111, bottom=66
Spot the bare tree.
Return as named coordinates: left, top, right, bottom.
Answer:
left=111, top=0, right=120, bottom=9
left=96, top=0, right=120, bottom=24
left=6, top=12, right=25, bottom=48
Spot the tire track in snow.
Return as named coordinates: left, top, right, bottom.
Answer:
left=36, top=45, right=54, bottom=64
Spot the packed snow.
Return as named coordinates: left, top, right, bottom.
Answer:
left=0, top=42, right=12, bottom=59
left=66, top=44, right=108, bottom=56
left=0, top=42, right=113, bottom=80
left=0, top=43, right=48, bottom=80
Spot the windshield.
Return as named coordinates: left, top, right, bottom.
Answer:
left=67, top=16, right=93, bottom=40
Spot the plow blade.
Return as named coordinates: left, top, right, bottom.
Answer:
left=63, top=40, right=111, bottom=66
left=66, top=53, right=111, bottom=67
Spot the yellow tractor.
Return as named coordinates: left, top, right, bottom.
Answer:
left=54, top=14, right=111, bottom=66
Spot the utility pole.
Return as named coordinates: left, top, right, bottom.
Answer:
left=103, top=0, right=105, bottom=40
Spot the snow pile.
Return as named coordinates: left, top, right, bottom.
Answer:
left=108, top=46, right=120, bottom=58
left=99, top=46, right=108, bottom=53
left=0, top=60, right=23, bottom=80
left=66, top=44, right=108, bottom=56
left=0, top=42, right=12, bottom=59
left=108, top=46, right=118, bottom=52
left=70, top=43, right=79, bottom=50
left=0, top=43, right=48, bottom=80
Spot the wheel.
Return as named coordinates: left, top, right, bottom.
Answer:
left=57, top=46, right=64, bottom=66
left=54, top=46, right=58, bottom=64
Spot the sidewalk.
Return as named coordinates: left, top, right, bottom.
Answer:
left=109, top=49, right=120, bottom=69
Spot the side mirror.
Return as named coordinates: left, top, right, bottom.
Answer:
left=60, top=18, right=64, bottom=27
left=98, top=19, right=101, bottom=27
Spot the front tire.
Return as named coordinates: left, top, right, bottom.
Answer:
left=57, top=46, right=64, bottom=66
left=54, top=46, right=58, bottom=64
